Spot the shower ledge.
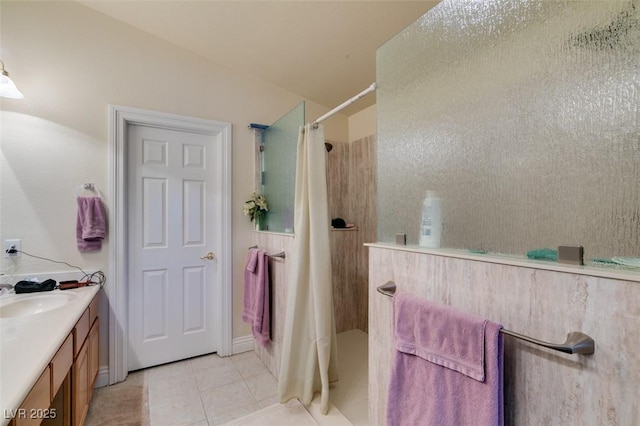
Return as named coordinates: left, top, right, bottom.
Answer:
left=365, top=243, right=640, bottom=283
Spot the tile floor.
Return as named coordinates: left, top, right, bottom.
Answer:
left=86, top=330, right=369, bottom=426
left=86, top=351, right=279, bottom=426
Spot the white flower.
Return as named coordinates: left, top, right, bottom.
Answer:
left=256, top=198, right=268, bottom=211
left=243, top=192, right=268, bottom=222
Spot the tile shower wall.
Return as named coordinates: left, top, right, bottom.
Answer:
left=253, top=135, right=376, bottom=371
left=376, top=0, right=640, bottom=258
left=326, top=136, right=377, bottom=333
left=368, top=245, right=640, bottom=425
left=349, top=135, right=377, bottom=333
left=330, top=228, right=360, bottom=333
left=326, top=140, right=350, bottom=222
left=254, top=135, right=377, bottom=374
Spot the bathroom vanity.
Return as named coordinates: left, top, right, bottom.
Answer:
left=0, top=286, right=100, bottom=426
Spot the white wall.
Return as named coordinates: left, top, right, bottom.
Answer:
left=348, top=104, right=376, bottom=142
left=0, top=0, right=348, bottom=367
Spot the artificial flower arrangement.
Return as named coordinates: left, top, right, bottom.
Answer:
left=243, top=192, right=269, bottom=223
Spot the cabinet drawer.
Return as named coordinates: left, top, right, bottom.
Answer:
left=50, top=333, right=73, bottom=399
left=16, top=366, right=51, bottom=426
left=89, top=294, right=99, bottom=327
left=73, top=309, right=89, bottom=358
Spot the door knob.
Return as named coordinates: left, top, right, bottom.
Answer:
left=200, top=252, right=216, bottom=260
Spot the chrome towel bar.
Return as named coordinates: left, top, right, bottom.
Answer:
left=249, top=245, right=286, bottom=259
left=377, top=281, right=595, bottom=356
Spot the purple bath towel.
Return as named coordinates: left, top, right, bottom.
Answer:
left=76, top=196, right=107, bottom=252
left=387, top=293, right=504, bottom=426
left=243, top=248, right=271, bottom=346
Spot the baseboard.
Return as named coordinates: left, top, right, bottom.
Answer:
left=232, top=335, right=254, bottom=354
left=94, top=366, right=110, bottom=388
left=94, top=339, right=250, bottom=387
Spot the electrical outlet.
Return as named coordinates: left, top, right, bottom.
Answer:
left=4, top=239, right=21, bottom=258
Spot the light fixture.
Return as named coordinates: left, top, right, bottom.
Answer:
left=0, top=60, right=24, bottom=99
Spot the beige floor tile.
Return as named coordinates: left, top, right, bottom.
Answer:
left=148, top=393, right=207, bottom=426
left=256, top=395, right=280, bottom=409
left=148, top=373, right=200, bottom=408
left=190, top=353, right=234, bottom=372
left=208, top=402, right=261, bottom=425
left=89, top=335, right=366, bottom=426
left=146, top=359, right=193, bottom=384
left=243, top=372, right=278, bottom=402
left=196, top=364, right=244, bottom=392
left=230, top=351, right=270, bottom=379
left=201, top=381, right=256, bottom=419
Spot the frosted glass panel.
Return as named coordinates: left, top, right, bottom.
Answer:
left=377, top=0, right=640, bottom=259
left=261, top=102, right=304, bottom=233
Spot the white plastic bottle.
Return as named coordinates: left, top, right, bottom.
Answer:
left=419, top=191, right=442, bottom=248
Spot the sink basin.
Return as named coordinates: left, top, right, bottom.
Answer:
left=0, top=293, right=77, bottom=318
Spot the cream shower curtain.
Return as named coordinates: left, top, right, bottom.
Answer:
left=277, top=123, right=338, bottom=414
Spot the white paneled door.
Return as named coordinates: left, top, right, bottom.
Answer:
left=127, top=124, right=221, bottom=371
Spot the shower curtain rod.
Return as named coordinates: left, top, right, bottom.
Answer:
left=312, top=82, right=377, bottom=128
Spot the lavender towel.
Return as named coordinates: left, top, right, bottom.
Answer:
left=387, top=293, right=504, bottom=426
left=242, top=248, right=271, bottom=346
left=76, top=196, right=107, bottom=252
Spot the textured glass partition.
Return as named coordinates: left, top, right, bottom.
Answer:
left=261, top=102, right=304, bottom=233
left=377, top=0, right=640, bottom=259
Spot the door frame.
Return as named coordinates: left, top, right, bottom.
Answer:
left=108, top=105, right=232, bottom=384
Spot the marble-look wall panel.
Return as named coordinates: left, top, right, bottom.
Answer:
left=251, top=232, right=295, bottom=377
left=368, top=245, right=640, bottom=425
left=330, top=229, right=359, bottom=333
left=325, top=135, right=377, bottom=333
left=349, top=135, right=377, bottom=332
left=326, top=140, right=350, bottom=222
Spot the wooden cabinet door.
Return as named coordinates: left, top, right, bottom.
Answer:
left=43, top=373, right=71, bottom=426
left=72, top=340, right=89, bottom=426
left=15, top=366, right=51, bottom=426
left=88, top=318, right=99, bottom=400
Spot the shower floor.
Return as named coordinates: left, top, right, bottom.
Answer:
left=307, top=329, right=369, bottom=426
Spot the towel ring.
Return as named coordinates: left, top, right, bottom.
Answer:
left=76, top=183, right=101, bottom=197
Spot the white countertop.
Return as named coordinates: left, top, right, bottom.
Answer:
left=0, top=285, right=100, bottom=425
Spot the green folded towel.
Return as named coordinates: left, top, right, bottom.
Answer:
left=467, top=248, right=487, bottom=254
left=526, top=248, right=558, bottom=261
left=590, top=258, right=618, bottom=265
left=612, top=257, right=640, bottom=268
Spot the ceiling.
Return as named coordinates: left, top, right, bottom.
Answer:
left=78, top=0, right=439, bottom=116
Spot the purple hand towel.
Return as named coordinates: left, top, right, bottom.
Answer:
left=387, top=293, right=504, bottom=426
left=242, top=248, right=271, bottom=346
left=243, top=248, right=260, bottom=322
left=76, top=196, right=107, bottom=252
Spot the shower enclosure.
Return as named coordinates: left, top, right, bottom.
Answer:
left=259, top=102, right=304, bottom=233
